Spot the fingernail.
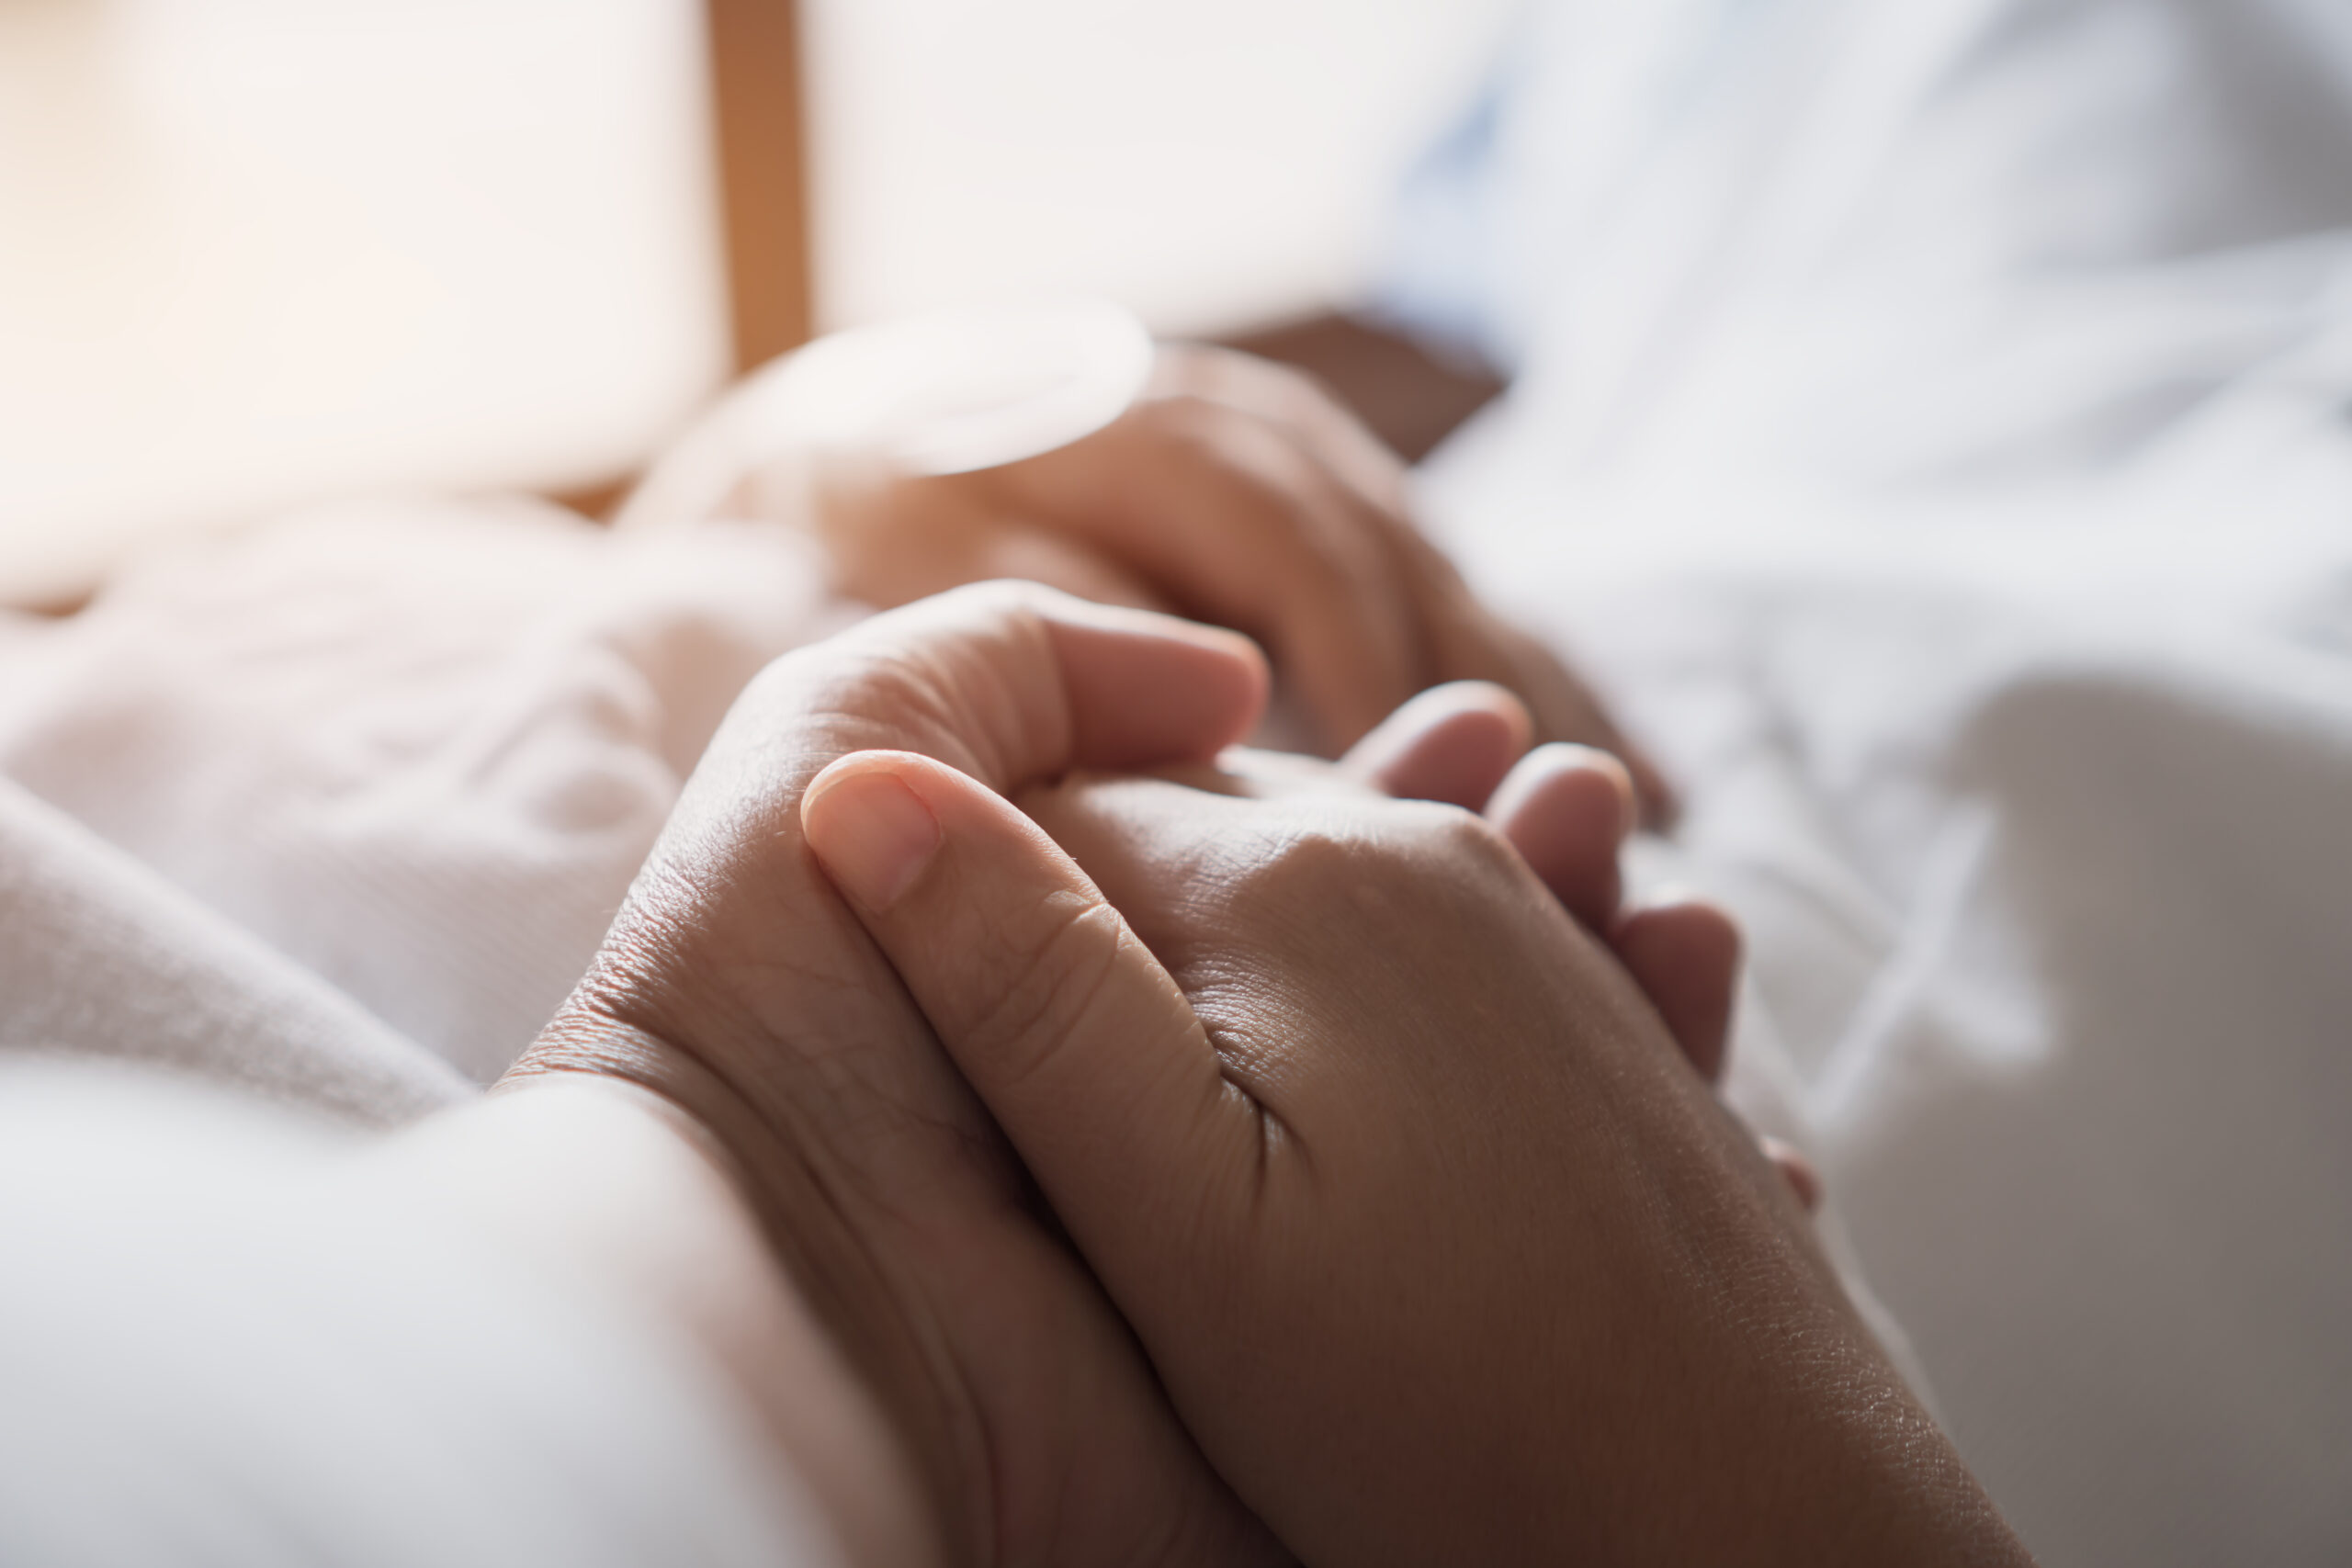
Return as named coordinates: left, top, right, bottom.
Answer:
left=806, top=769, right=942, bottom=912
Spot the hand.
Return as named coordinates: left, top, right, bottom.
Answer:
left=801, top=727, right=2026, bottom=1563
left=507, top=583, right=1288, bottom=1567
left=806, top=343, right=1673, bottom=818
left=1262, top=680, right=1818, bottom=1210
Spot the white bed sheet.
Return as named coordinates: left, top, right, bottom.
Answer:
left=0, top=498, right=844, bottom=1085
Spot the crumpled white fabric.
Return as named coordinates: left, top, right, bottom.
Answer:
left=0, top=1059, right=840, bottom=1568
left=0, top=772, right=464, bottom=1127
left=0, top=497, right=844, bottom=1085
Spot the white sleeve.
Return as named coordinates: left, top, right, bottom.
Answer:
left=0, top=1061, right=843, bottom=1568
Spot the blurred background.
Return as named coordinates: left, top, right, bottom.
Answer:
left=0, top=0, right=1513, bottom=604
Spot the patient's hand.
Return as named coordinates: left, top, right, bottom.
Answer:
left=807, top=343, right=1673, bottom=818
left=510, top=583, right=1287, bottom=1567
left=803, top=739, right=2028, bottom=1564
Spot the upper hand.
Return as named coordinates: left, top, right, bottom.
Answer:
left=806, top=343, right=1674, bottom=818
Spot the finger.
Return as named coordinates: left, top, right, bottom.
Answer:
left=800, top=750, right=1249, bottom=1275
left=1610, top=897, right=1742, bottom=1085
left=1760, top=1136, right=1825, bottom=1214
left=1147, top=344, right=1679, bottom=816
left=1029, top=592, right=1271, bottom=770
left=1484, top=744, right=1634, bottom=931
left=969, top=526, right=1171, bottom=614
left=990, top=404, right=1426, bottom=750
left=1259, top=420, right=1680, bottom=826
left=1411, top=577, right=1681, bottom=829
left=1329, top=487, right=1680, bottom=828
left=1484, top=615, right=1679, bottom=829
left=1340, top=682, right=1532, bottom=809
left=1149, top=340, right=1414, bottom=517
left=811, top=468, right=1172, bottom=615
left=776, top=582, right=1270, bottom=792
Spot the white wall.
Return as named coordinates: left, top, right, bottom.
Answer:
left=0, top=0, right=729, bottom=603
left=0, top=0, right=1519, bottom=602
left=804, top=0, right=1519, bottom=336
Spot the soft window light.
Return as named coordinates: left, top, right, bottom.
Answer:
left=0, top=0, right=729, bottom=604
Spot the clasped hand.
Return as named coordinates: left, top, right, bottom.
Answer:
left=514, top=582, right=2016, bottom=1567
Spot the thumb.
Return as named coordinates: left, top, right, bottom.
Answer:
left=800, top=750, right=1248, bottom=1273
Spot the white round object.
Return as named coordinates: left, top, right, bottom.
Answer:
left=616, top=299, right=1154, bottom=530
left=757, top=299, right=1154, bottom=476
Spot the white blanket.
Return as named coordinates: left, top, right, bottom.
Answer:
left=0, top=498, right=843, bottom=1086
left=0, top=773, right=463, bottom=1128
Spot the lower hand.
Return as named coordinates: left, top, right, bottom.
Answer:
left=803, top=705, right=2025, bottom=1564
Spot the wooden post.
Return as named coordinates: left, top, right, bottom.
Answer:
left=706, top=0, right=814, bottom=372
left=559, top=0, right=812, bottom=518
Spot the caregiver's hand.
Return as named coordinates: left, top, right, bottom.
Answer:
left=802, top=754, right=2031, bottom=1565
left=506, top=582, right=1287, bottom=1568
left=809, top=343, right=1673, bottom=818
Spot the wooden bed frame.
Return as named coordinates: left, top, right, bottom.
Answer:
left=706, top=0, right=813, bottom=372
left=602, top=1, right=1479, bottom=496
left=556, top=0, right=809, bottom=518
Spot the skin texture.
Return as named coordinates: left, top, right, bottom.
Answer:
left=798, top=740, right=2038, bottom=1564
left=503, top=583, right=1751, bottom=1566
left=804, top=343, right=1674, bottom=818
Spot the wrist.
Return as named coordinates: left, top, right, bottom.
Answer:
left=1700, top=1345, right=2025, bottom=1565
left=475, top=1055, right=947, bottom=1568
left=1539, top=1204, right=2030, bottom=1567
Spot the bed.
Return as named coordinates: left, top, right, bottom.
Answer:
left=2, top=1, right=2347, bottom=1562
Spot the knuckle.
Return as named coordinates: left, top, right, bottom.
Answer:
left=962, top=891, right=1128, bottom=1092
left=788, top=581, right=1057, bottom=704
left=1226, top=806, right=1389, bottom=894
left=929, top=576, right=1053, bottom=626
left=1295, top=796, right=1514, bottom=881
left=1131, top=391, right=1242, bottom=461
left=1413, top=797, right=1519, bottom=871
left=755, top=637, right=928, bottom=728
